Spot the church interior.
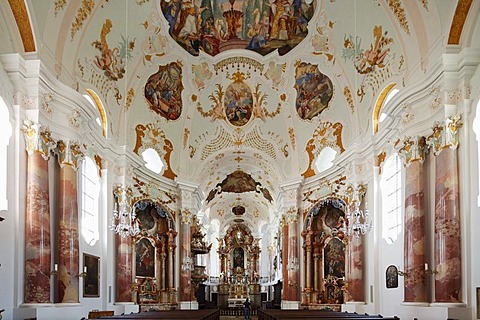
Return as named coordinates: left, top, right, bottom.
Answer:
left=0, top=0, right=480, bottom=319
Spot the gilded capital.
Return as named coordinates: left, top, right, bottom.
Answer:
left=398, top=136, right=427, bottom=166
left=56, top=140, right=85, bottom=170
left=426, top=114, right=463, bottom=156
left=20, top=120, right=56, bottom=160
left=180, top=208, right=192, bottom=224
left=286, top=207, right=298, bottom=223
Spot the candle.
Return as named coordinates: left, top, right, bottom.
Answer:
left=54, top=263, right=58, bottom=271
left=84, top=266, right=87, bottom=273
left=424, top=263, right=428, bottom=271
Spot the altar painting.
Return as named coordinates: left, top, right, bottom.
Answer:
left=324, top=238, right=345, bottom=278
left=294, top=62, right=333, bottom=120
left=136, top=238, right=155, bottom=278
left=233, top=247, right=245, bottom=269
left=144, top=62, right=183, bottom=120
left=160, top=0, right=314, bottom=57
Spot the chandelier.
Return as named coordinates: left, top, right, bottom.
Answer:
left=109, top=185, right=140, bottom=238
left=342, top=184, right=372, bottom=237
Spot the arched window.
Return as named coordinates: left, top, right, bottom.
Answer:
left=380, top=153, right=402, bottom=244
left=80, top=157, right=100, bottom=245
left=373, top=83, right=398, bottom=134
left=0, top=97, right=12, bottom=211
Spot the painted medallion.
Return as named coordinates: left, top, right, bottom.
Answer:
left=224, top=79, right=253, bottom=127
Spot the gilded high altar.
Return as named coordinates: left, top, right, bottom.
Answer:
left=217, top=224, right=261, bottom=308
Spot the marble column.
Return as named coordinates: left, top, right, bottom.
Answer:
left=434, top=149, right=462, bottom=302
left=167, top=229, right=177, bottom=290
left=179, top=209, right=193, bottom=302
left=313, top=249, right=320, bottom=293
left=21, top=121, right=55, bottom=303
left=116, top=230, right=133, bottom=302
left=345, top=234, right=364, bottom=302
left=55, top=140, right=84, bottom=303
left=286, top=208, right=299, bottom=302
left=281, top=216, right=288, bottom=301
left=399, top=137, right=427, bottom=303
left=427, top=115, right=462, bottom=303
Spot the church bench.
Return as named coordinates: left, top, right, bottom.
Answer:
left=98, top=309, right=220, bottom=320
left=258, top=309, right=399, bottom=320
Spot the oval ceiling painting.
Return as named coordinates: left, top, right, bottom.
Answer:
left=161, top=0, right=314, bottom=56
left=224, top=78, right=253, bottom=127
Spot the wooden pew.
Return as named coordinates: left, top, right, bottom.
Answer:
left=88, top=311, right=114, bottom=319
left=257, top=309, right=399, bottom=320
left=99, top=309, right=220, bottom=320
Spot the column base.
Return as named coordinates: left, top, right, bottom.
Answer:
left=395, top=302, right=470, bottom=320
left=179, top=301, right=199, bottom=310
left=281, top=301, right=300, bottom=309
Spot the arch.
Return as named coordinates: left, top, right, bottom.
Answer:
left=7, top=0, right=36, bottom=52
left=447, top=0, right=474, bottom=45
left=373, top=83, right=396, bottom=134
left=85, top=88, right=108, bottom=137
left=304, top=197, right=346, bottom=230
left=134, top=199, right=176, bottom=231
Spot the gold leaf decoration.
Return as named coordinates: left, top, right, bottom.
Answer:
left=54, top=0, right=67, bottom=16
left=387, top=0, right=410, bottom=34
left=343, top=86, right=354, bottom=113
left=71, top=0, right=95, bottom=40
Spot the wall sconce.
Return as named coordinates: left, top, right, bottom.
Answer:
left=50, top=263, right=58, bottom=276
left=78, top=266, right=87, bottom=278
left=397, top=269, right=408, bottom=277
left=424, top=263, right=437, bottom=275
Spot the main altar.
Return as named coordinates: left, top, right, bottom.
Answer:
left=217, top=223, right=261, bottom=308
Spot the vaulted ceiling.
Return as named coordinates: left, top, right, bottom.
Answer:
left=0, top=0, right=467, bottom=241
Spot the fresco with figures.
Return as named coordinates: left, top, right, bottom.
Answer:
left=144, top=62, right=184, bottom=120
left=294, top=62, right=333, bottom=120
left=161, top=0, right=314, bottom=56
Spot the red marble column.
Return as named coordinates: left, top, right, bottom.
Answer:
left=286, top=212, right=299, bottom=302
left=167, top=229, right=177, bottom=290
left=345, top=235, right=364, bottom=302
left=116, top=233, right=133, bottom=302
left=21, top=121, right=55, bottom=304
left=404, top=160, right=427, bottom=302
left=25, top=153, right=52, bottom=303
left=55, top=140, right=84, bottom=303
left=180, top=209, right=193, bottom=302
left=433, top=148, right=461, bottom=303
left=400, top=137, right=427, bottom=303
left=281, top=217, right=288, bottom=301
left=57, top=159, right=80, bottom=303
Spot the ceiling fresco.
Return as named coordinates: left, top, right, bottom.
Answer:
left=2, top=0, right=451, bottom=239
left=160, top=0, right=315, bottom=56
